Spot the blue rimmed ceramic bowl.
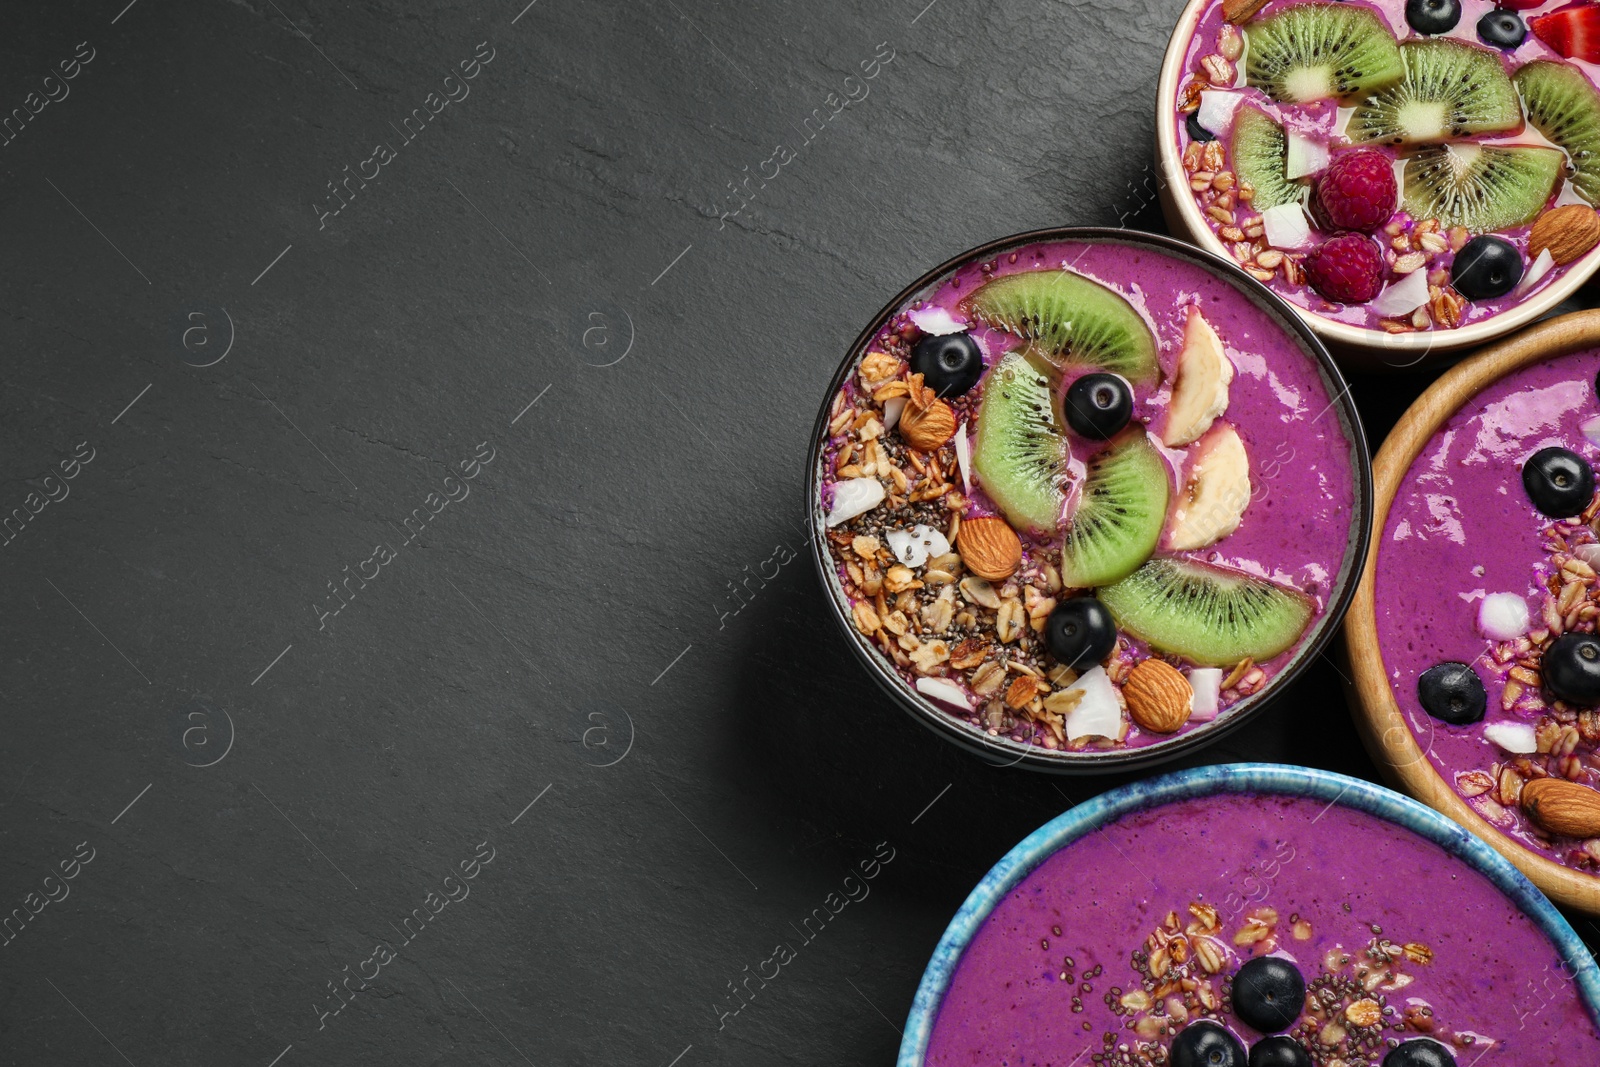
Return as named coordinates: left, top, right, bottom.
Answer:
left=898, top=762, right=1600, bottom=1065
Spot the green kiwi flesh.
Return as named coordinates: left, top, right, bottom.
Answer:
left=1401, top=144, right=1562, bottom=233
left=1244, top=3, right=1404, bottom=104
left=1348, top=40, right=1520, bottom=146
left=971, top=351, right=1070, bottom=535
left=1059, top=430, right=1169, bottom=589
left=962, top=269, right=1160, bottom=384
left=1230, top=106, right=1302, bottom=212
left=1516, top=60, right=1600, bottom=207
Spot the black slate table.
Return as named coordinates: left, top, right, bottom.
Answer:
left=4, top=1, right=1598, bottom=1064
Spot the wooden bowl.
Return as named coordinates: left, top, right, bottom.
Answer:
left=1343, top=309, right=1600, bottom=914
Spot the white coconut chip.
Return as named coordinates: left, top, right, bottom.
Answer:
left=916, top=677, right=971, bottom=709
left=1063, top=667, right=1124, bottom=742
left=1284, top=131, right=1328, bottom=180
left=1478, top=592, right=1531, bottom=641
left=1261, top=203, right=1312, bottom=250
left=1514, top=248, right=1556, bottom=298
left=825, top=477, right=885, bottom=527
left=886, top=524, right=949, bottom=568
left=954, top=421, right=972, bottom=493
left=884, top=395, right=908, bottom=432
left=1484, top=721, right=1538, bottom=755
left=1188, top=668, right=1224, bottom=722
left=1370, top=268, right=1431, bottom=318
left=907, top=306, right=967, bottom=335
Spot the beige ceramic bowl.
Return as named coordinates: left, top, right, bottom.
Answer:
left=1155, top=0, right=1600, bottom=369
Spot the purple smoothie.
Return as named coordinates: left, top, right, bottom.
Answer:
left=817, top=236, right=1362, bottom=754
left=925, top=792, right=1600, bottom=1064
left=1376, top=344, right=1600, bottom=872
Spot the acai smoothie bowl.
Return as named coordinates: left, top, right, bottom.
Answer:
left=1157, top=0, right=1600, bottom=362
left=899, top=764, right=1600, bottom=1066
left=807, top=228, right=1372, bottom=772
left=1348, top=309, right=1600, bottom=913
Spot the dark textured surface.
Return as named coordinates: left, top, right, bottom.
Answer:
left=3, top=1, right=1598, bottom=1064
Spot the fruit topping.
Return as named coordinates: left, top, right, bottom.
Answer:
left=1347, top=40, right=1520, bottom=146
left=1477, top=591, right=1531, bottom=641
left=1063, top=372, right=1134, bottom=440
left=1531, top=4, right=1600, bottom=63
left=1163, top=306, right=1235, bottom=448
left=1521, top=444, right=1593, bottom=517
left=1382, top=1039, right=1457, bottom=1067
left=915, top=676, right=971, bottom=709
left=886, top=524, right=950, bottom=568
left=1405, top=0, right=1461, bottom=36
left=906, top=305, right=966, bottom=335
left=1123, top=658, right=1194, bottom=734
left=1530, top=204, right=1600, bottom=265
left=1310, top=149, right=1397, bottom=232
left=1400, top=144, right=1562, bottom=235
left=1304, top=234, right=1385, bottom=304
left=1370, top=268, right=1432, bottom=318
left=1189, top=667, right=1224, bottom=721
left=1244, top=4, right=1405, bottom=104
left=1060, top=430, right=1170, bottom=587
left=1516, top=60, right=1600, bottom=206
left=910, top=333, right=984, bottom=398
left=1541, top=632, right=1600, bottom=705
left=1516, top=248, right=1557, bottom=297
left=1484, top=720, right=1538, bottom=752
left=955, top=515, right=1023, bottom=582
left=1060, top=665, right=1124, bottom=743
left=1170, top=1020, right=1248, bottom=1067
left=1248, top=1036, right=1312, bottom=1067
left=962, top=269, right=1160, bottom=384
left=1477, top=9, right=1528, bottom=50
left=826, top=477, right=885, bottom=527
left=1098, top=557, right=1314, bottom=667
left=1261, top=203, right=1313, bottom=249
left=1416, top=661, right=1487, bottom=724
left=1231, top=106, right=1301, bottom=211
left=1168, top=422, right=1251, bottom=552
left=1044, top=596, right=1118, bottom=671
left=1283, top=130, right=1329, bottom=181
left=1450, top=234, right=1523, bottom=299
left=1520, top=777, right=1600, bottom=839
left=971, top=352, right=1071, bottom=534
left=1232, top=957, right=1306, bottom=1033
left=1187, top=110, right=1217, bottom=143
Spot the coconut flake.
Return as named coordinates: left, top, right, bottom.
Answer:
left=907, top=306, right=967, bottom=335
left=1197, top=91, right=1243, bottom=139
left=825, top=477, right=885, bottom=527
left=884, top=395, right=908, bottom=432
left=954, top=422, right=972, bottom=493
left=916, top=676, right=971, bottom=709
left=1063, top=666, right=1124, bottom=742
left=1515, top=248, right=1556, bottom=298
left=1576, top=542, right=1600, bottom=570
left=1262, top=203, right=1312, bottom=250
left=1370, top=268, right=1431, bottom=318
left=1188, top=668, right=1224, bottom=722
left=887, top=524, right=949, bottom=568
left=1478, top=592, right=1531, bottom=641
left=1484, top=721, right=1538, bottom=755
left=1284, top=131, right=1329, bottom=180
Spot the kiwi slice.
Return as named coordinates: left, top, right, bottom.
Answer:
left=1402, top=144, right=1562, bottom=233
left=971, top=351, right=1069, bottom=535
left=962, top=270, right=1159, bottom=384
left=1516, top=60, right=1600, bottom=206
left=1230, top=106, right=1302, bottom=211
left=1098, top=557, right=1314, bottom=667
left=1348, top=40, right=1520, bottom=146
left=1244, top=3, right=1404, bottom=104
left=1060, top=430, right=1169, bottom=589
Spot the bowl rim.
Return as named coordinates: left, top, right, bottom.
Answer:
left=1343, top=308, right=1600, bottom=914
left=895, top=761, right=1600, bottom=1066
left=804, top=225, right=1374, bottom=773
left=1153, top=0, right=1600, bottom=359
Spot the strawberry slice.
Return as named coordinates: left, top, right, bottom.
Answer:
left=1532, top=5, right=1600, bottom=62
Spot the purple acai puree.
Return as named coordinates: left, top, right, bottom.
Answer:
left=818, top=238, right=1361, bottom=753
left=1174, top=0, right=1600, bottom=333
left=1376, top=345, right=1600, bottom=873
left=925, top=793, right=1600, bottom=1065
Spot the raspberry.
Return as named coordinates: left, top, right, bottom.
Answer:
left=1304, top=233, right=1385, bottom=304
left=1311, top=150, right=1397, bottom=233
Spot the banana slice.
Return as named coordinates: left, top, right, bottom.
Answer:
left=1168, top=422, right=1251, bottom=551
left=1162, top=307, right=1235, bottom=447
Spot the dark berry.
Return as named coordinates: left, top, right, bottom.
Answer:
left=1045, top=597, right=1117, bottom=671
left=1417, top=662, right=1487, bottom=725
left=1063, top=372, right=1133, bottom=439
left=1249, top=1036, right=1312, bottom=1067
left=1171, top=1021, right=1247, bottom=1067
left=1187, top=110, right=1216, bottom=143
left=1478, top=9, right=1528, bottom=49
left=1542, top=633, right=1600, bottom=706
left=1231, top=957, right=1305, bottom=1033
left=1451, top=235, right=1524, bottom=300
left=910, top=333, right=983, bottom=398
left=1406, top=0, right=1461, bottom=34
left=1522, top=446, right=1594, bottom=518
left=1383, top=1038, right=1457, bottom=1067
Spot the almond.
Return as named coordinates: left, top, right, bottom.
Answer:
left=899, top=399, right=956, bottom=451
left=1222, top=0, right=1268, bottom=22
left=1123, top=659, right=1193, bottom=734
left=956, top=516, right=1023, bottom=581
left=1521, top=777, right=1600, bottom=838
left=1530, top=204, right=1600, bottom=266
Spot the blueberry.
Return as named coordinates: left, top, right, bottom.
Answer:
left=1063, top=372, right=1133, bottom=439
left=1045, top=597, right=1117, bottom=671
left=1522, top=446, right=1594, bottom=518
left=1383, top=1038, right=1457, bottom=1067
left=1478, top=9, right=1528, bottom=49
left=1249, top=1037, right=1312, bottom=1067
left=1417, top=662, right=1487, bottom=725
left=1406, top=0, right=1460, bottom=34
left=1450, top=235, right=1523, bottom=300
left=1542, top=633, right=1600, bottom=706
left=909, top=333, right=983, bottom=398
left=1170, top=1021, right=1247, bottom=1067
left=1231, top=957, right=1305, bottom=1033
left=1187, top=110, right=1216, bottom=143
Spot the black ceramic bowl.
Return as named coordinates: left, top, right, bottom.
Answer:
left=805, top=226, right=1373, bottom=772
